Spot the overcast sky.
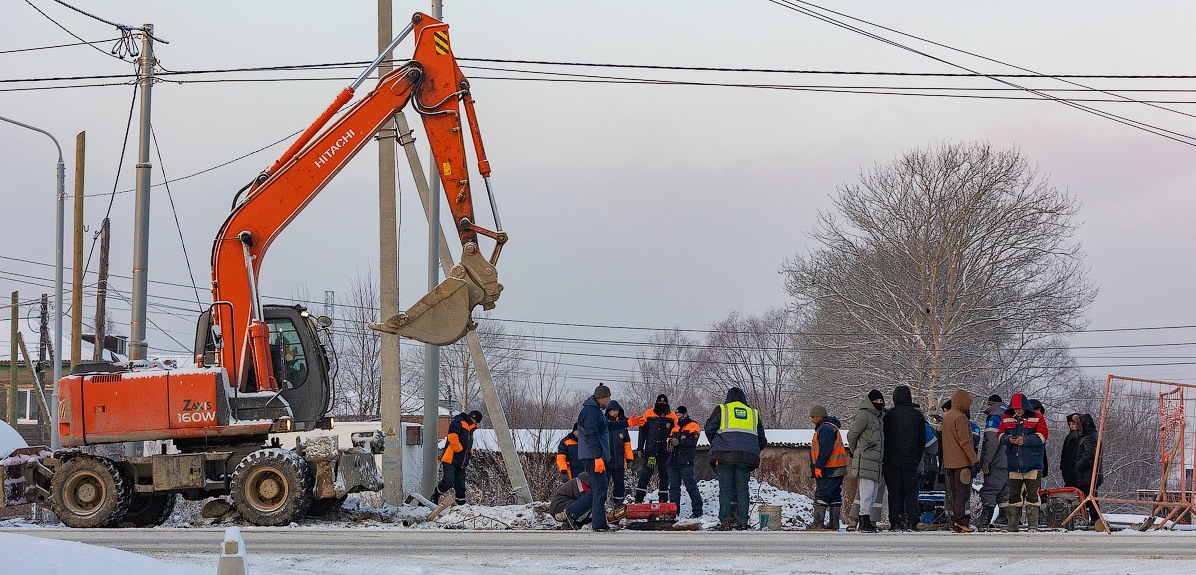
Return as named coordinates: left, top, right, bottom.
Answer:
left=3, top=1, right=1196, bottom=396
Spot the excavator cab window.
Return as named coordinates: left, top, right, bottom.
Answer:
left=267, top=318, right=308, bottom=390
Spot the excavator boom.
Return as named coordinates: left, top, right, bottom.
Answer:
left=209, top=12, right=504, bottom=392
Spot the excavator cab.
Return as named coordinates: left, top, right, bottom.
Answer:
left=195, top=304, right=332, bottom=431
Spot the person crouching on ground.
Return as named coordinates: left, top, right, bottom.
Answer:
left=549, top=471, right=593, bottom=529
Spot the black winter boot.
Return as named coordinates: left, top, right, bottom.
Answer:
left=858, top=514, right=878, bottom=532
left=828, top=505, right=842, bottom=531
left=994, top=506, right=1009, bottom=526
left=810, top=503, right=827, bottom=530
left=977, top=504, right=994, bottom=529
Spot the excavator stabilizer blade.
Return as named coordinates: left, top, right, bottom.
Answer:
left=368, top=243, right=503, bottom=346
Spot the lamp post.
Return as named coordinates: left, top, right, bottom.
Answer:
left=1, top=115, right=64, bottom=450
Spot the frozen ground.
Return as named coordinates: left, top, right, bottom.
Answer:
left=5, top=477, right=1196, bottom=575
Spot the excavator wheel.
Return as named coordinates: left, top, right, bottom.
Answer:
left=230, top=448, right=313, bottom=526
left=120, top=493, right=179, bottom=527
left=306, top=495, right=348, bottom=517
left=51, top=455, right=132, bottom=528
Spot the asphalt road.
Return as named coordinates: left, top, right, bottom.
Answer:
left=7, top=528, right=1196, bottom=560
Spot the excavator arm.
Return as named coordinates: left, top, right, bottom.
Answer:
left=208, top=13, right=504, bottom=393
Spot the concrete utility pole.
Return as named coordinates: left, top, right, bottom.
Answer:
left=128, top=25, right=155, bottom=362
left=0, top=115, right=65, bottom=449
left=422, top=0, right=445, bottom=501
left=377, top=0, right=404, bottom=504
left=71, top=132, right=85, bottom=367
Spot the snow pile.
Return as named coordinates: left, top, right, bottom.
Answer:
left=0, top=532, right=209, bottom=575
left=644, top=478, right=813, bottom=530
left=0, top=419, right=26, bottom=459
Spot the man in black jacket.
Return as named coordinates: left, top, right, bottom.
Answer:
left=434, top=410, right=482, bottom=505
left=882, top=385, right=927, bottom=531
left=667, top=406, right=704, bottom=518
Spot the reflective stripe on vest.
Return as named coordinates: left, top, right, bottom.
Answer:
left=811, top=420, right=848, bottom=468
left=718, top=401, right=759, bottom=435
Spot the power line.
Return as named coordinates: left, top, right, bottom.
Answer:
left=766, top=0, right=1196, bottom=147
left=0, top=38, right=119, bottom=55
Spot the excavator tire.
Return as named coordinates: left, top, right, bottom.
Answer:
left=230, top=448, right=312, bottom=526
left=51, top=455, right=132, bottom=528
left=120, top=493, right=178, bottom=527
left=307, top=495, right=348, bottom=517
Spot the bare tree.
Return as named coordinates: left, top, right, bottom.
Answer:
left=693, top=308, right=803, bottom=425
left=627, top=328, right=705, bottom=416
left=401, top=319, right=528, bottom=414
left=332, top=271, right=382, bottom=417
left=783, top=142, right=1095, bottom=408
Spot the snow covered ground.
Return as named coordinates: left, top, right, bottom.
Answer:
left=4, top=477, right=1196, bottom=575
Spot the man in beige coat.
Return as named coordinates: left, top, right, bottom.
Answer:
left=942, top=389, right=979, bottom=533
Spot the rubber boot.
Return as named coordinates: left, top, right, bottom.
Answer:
left=829, top=505, right=842, bottom=531
left=859, top=514, right=878, bottom=532
left=810, top=503, right=827, bottom=530
left=994, top=505, right=1008, bottom=527
left=977, top=504, right=994, bottom=529
left=1005, top=506, right=1021, bottom=532
left=1026, top=505, right=1039, bottom=532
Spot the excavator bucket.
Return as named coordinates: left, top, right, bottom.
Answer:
left=369, top=243, right=502, bottom=346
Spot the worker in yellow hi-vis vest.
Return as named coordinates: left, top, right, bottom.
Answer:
left=704, top=387, right=767, bottom=530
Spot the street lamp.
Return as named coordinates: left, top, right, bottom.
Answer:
left=1, top=115, right=65, bottom=450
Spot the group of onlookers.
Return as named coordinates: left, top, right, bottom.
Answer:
left=443, top=383, right=1102, bottom=534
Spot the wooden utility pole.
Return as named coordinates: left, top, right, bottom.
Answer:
left=38, top=294, right=51, bottom=364
left=93, top=218, right=110, bottom=361
left=7, top=291, right=17, bottom=425
left=376, top=0, right=404, bottom=504
left=71, top=131, right=85, bottom=367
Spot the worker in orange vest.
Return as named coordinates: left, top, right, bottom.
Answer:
left=809, top=404, right=848, bottom=530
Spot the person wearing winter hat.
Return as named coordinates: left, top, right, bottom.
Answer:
left=549, top=471, right=594, bottom=529
left=882, top=385, right=927, bottom=531
left=977, top=394, right=1010, bottom=529
left=667, top=405, right=705, bottom=518
left=848, top=390, right=885, bottom=532
left=807, top=404, right=847, bottom=531
left=706, top=388, right=767, bottom=530
left=998, top=393, right=1049, bottom=532
left=629, top=393, right=678, bottom=504
left=605, top=399, right=633, bottom=504
left=434, top=409, right=483, bottom=506
left=576, top=384, right=613, bottom=531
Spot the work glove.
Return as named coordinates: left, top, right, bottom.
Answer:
left=646, top=456, right=657, bottom=470
left=628, top=415, right=646, bottom=427
left=560, top=471, right=570, bottom=482
left=667, top=437, right=679, bottom=452
left=982, top=464, right=990, bottom=476
left=814, top=467, right=823, bottom=479
left=960, top=467, right=972, bottom=485
left=593, top=458, right=606, bottom=474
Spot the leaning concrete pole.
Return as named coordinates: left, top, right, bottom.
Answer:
left=376, top=0, right=405, bottom=505
left=391, top=112, right=532, bottom=504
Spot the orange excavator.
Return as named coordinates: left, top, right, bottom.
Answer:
left=27, top=13, right=505, bottom=527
